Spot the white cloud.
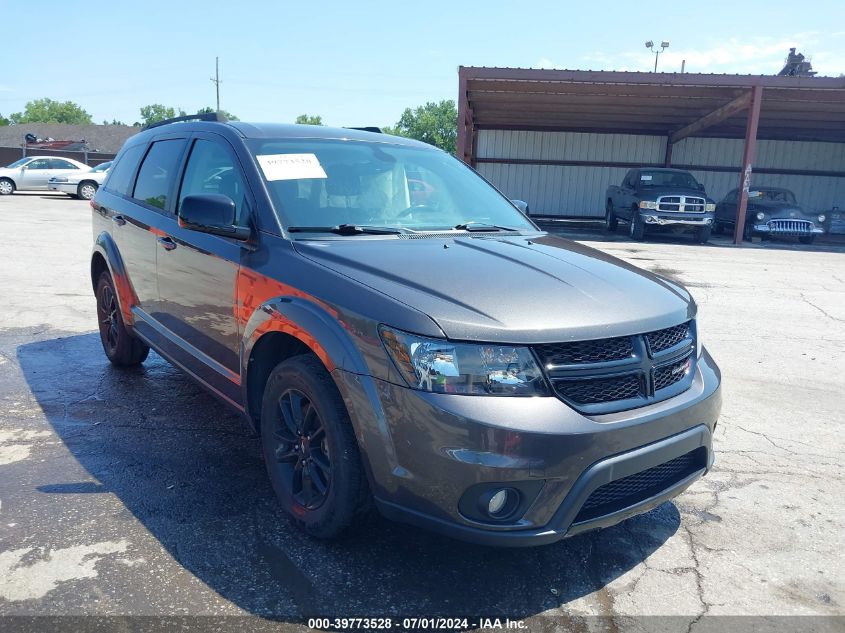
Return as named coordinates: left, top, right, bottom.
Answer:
left=582, top=32, right=843, bottom=76
left=536, top=57, right=557, bottom=69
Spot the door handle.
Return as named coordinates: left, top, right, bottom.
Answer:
left=157, top=236, right=177, bottom=251
left=112, top=215, right=126, bottom=226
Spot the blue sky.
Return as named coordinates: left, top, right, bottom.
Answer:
left=3, top=0, right=843, bottom=127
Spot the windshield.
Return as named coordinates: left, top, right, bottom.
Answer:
left=6, top=158, right=30, bottom=169
left=753, top=189, right=796, bottom=204
left=248, top=139, right=536, bottom=233
left=639, top=170, right=700, bottom=189
left=91, top=161, right=112, bottom=173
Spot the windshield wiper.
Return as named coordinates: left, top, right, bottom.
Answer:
left=287, top=224, right=405, bottom=236
left=453, top=222, right=521, bottom=232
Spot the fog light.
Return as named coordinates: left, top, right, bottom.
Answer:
left=488, top=489, right=509, bottom=515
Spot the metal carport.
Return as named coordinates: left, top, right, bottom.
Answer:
left=457, top=67, right=845, bottom=244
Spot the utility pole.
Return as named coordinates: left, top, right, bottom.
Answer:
left=210, top=56, right=221, bottom=112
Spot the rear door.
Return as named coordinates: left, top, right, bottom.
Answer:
left=48, top=158, right=84, bottom=182
left=153, top=133, right=252, bottom=403
left=120, top=136, right=189, bottom=342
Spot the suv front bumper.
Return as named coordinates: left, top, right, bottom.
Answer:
left=334, top=349, right=721, bottom=546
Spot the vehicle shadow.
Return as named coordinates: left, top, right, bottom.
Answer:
left=16, top=331, right=681, bottom=620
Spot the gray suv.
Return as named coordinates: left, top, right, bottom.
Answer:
left=90, top=115, right=721, bottom=546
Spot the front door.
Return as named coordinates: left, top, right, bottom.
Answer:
left=154, top=135, right=251, bottom=403
left=19, top=158, right=53, bottom=189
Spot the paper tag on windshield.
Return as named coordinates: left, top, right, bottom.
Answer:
left=257, top=153, right=327, bottom=181
left=640, top=175, right=653, bottom=181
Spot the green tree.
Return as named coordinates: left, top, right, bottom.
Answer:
left=295, top=114, right=323, bottom=125
left=196, top=106, right=239, bottom=121
left=385, top=100, right=457, bottom=154
left=9, top=98, right=92, bottom=125
left=138, top=104, right=187, bottom=126
left=0, top=113, right=10, bottom=126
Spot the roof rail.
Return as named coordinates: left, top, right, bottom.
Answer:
left=345, top=126, right=382, bottom=133
left=143, top=111, right=228, bottom=131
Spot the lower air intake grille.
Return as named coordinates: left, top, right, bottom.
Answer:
left=573, top=447, right=706, bottom=524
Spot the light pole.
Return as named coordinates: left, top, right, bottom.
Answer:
left=645, top=40, right=670, bottom=72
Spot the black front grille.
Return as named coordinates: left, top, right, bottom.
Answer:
left=646, top=322, right=690, bottom=353
left=535, top=337, right=634, bottom=366
left=653, top=354, right=693, bottom=391
left=553, top=374, right=641, bottom=405
left=573, top=447, right=707, bottom=524
left=534, top=321, right=695, bottom=414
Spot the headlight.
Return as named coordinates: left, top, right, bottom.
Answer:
left=639, top=200, right=658, bottom=210
left=756, top=212, right=765, bottom=221
left=818, top=214, right=826, bottom=223
left=380, top=326, right=549, bottom=396
left=705, top=203, right=716, bottom=212
left=51, top=177, right=69, bottom=183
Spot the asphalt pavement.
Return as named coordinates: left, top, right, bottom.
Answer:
left=0, top=193, right=843, bottom=631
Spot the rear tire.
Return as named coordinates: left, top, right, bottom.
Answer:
left=604, top=200, right=618, bottom=232
left=95, top=271, right=149, bottom=366
left=78, top=181, right=98, bottom=200
left=260, top=354, right=371, bottom=539
left=0, top=178, right=14, bottom=195
left=629, top=213, right=645, bottom=241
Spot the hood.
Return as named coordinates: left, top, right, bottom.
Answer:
left=748, top=200, right=810, bottom=217
left=294, top=233, right=695, bottom=344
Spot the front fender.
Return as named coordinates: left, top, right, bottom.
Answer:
left=92, top=232, right=138, bottom=325
left=240, top=295, right=371, bottom=389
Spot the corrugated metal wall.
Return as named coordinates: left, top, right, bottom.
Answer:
left=475, top=130, right=845, bottom=216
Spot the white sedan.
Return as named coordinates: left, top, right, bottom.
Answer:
left=49, top=161, right=113, bottom=200
left=0, top=155, right=89, bottom=195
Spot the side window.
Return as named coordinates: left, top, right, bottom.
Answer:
left=178, top=139, right=249, bottom=225
left=133, top=139, right=187, bottom=211
left=50, top=159, right=78, bottom=170
left=104, top=144, right=146, bottom=196
left=27, top=159, right=50, bottom=170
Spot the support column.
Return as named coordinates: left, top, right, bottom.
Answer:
left=734, top=85, right=763, bottom=245
left=456, top=67, right=474, bottom=164
left=664, top=138, right=673, bottom=167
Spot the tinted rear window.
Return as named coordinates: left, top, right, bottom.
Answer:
left=133, top=139, right=187, bottom=210
left=104, top=144, right=145, bottom=196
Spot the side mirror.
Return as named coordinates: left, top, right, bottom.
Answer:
left=697, top=183, right=705, bottom=191
left=511, top=199, right=530, bottom=214
left=178, top=194, right=250, bottom=240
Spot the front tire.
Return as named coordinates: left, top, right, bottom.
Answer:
left=629, top=213, right=645, bottom=241
left=695, top=226, right=712, bottom=244
left=0, top=178, right=15, bottom=195
left=78, top=181, right=98, bottom=200
left=95, top=271, right=149, bottom=366
left=799, top=235, right=816, bottom=245
left=260, top=354, right=370, bottom=539
left=604, top=200, right=618, bottom=232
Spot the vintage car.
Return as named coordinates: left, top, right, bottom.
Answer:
left=715, top=186, right=825, bottom=244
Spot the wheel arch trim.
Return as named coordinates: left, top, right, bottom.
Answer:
left=91, top=232, right=138, bottom=325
